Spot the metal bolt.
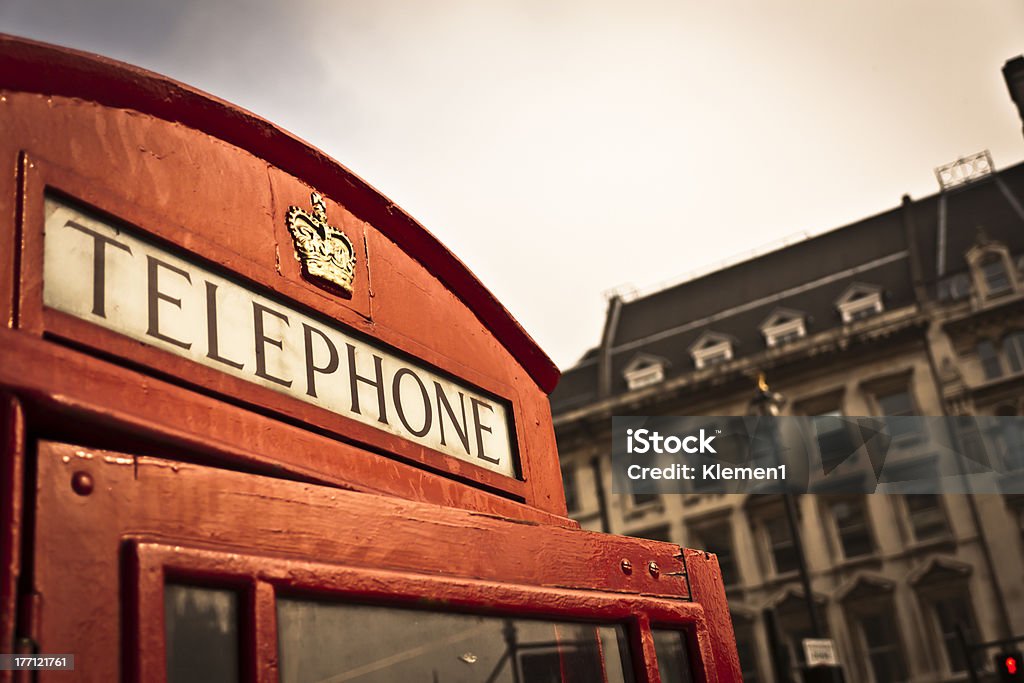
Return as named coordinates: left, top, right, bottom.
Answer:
left=648, top=561, right=660, bottom=578
left=620, top=559, right=633, bottom=574
left=71, top=471, right=94, bottom=496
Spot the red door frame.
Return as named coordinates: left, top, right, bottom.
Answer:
left=30, top=440, right=732, bottom=682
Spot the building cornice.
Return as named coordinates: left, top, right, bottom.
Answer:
left=553, top=306, right=928, bottom=429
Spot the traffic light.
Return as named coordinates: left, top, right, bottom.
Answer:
left=996, top=651, right=1023, bottom=682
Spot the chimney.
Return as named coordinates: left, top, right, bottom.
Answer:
left=1005, top=56, right=1024, bottom=138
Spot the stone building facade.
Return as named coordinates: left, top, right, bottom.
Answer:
left=550, top=155, right=1024, bottom=682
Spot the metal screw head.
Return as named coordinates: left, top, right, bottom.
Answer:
left=71, top=471, right=94, bottom=496
left=648, top=561, right=660, bottom=578
left=620, top=559, right=633, bottom=574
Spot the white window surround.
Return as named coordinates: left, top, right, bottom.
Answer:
left=689, top=332, right=735, bottom=370
left=694, top=343, right=733, bottom=369
left=622, top=354, right=669, bottom=391
left=760, top=309, right=808, bottom=348
left=966, top=242, right=1019, bottom=302
left=836, top=284, right=884, bottom=323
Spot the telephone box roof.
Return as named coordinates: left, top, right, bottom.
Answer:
left=0, top=33, right=559, bottom=394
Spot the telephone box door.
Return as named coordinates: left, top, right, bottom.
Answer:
left=29, top=440, right=733, bottom=682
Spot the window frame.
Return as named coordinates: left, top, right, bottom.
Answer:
left=825, top=496, right=876, bottom=561
left=846, top=602, right=909, bottom=683
left=689, top=332, right=735, bottom=370
left=901, top=494, right=951, bottom=544
left=978, top=339, right=1003, bottom=380
left=692, top=341, right=733, bottom=370
left=562, top=463, right=581, bottom=515
left=760, top=309, right=808, bottom=349
left=624, top=363, right=666, bottom=391
left=687, top=519, right=740, bottom=588
left=836, top=286, right=884, bottom=324
left=135, top=540, right=709, bottom=683
left=759, top=512, right=799, bottom=577
left=1003, top=331, right=1024, bottom=375
left=871, top=384, right=922, bottom=445
left=966, top=242, right=1020, bottom=302
left=981, top=255, right=1012, bottom=295
left=763, top=318, right=807, bottom=348
left=34, top=440, right=731, bottom=683
left=924, top=591, right=981, bottom=676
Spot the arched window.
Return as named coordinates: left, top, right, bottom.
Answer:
left=966, top=238, right=1018, bottom=302
left=980, top=252, right=1011, bottom=295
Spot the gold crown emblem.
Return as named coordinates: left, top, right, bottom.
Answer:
left=286, top=192, right=356, bottom=296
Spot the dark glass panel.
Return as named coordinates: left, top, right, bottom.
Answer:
left=652, top=629, right=695, bottom=683
left=165, top=584, right=239, bottom=683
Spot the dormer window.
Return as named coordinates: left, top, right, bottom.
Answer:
left=690, top=331, right=734, bottom=369
left=622, top=354, right=669, bottom=391
left=760, top=308, right=807, bottom=348
left=965, top=230, right=1019, bottom=303
left=836, top=283, right=884, bottom=323
left=981, top=255, right=1011, bottom=295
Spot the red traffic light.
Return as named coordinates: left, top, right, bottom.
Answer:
left=996, top=651, right=1023, bottom=681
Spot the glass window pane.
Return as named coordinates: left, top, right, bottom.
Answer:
left=814, top=413, right=857, bottom=472
left=860, top=613, right=908, bottom=683
left=652, top=629, right=695, bottom=683
left=733, top=623, right=761, bottom=683
left=165, top=584, right=239, bottom=683
left=982, top=258, right=1010, bottom=294
left=690, top=524, right=738, bottom=587
left=765, top=517, right=798, bottom=575
left=1005, top=332, right=1024, bottom=374
left=831, top=498, right=873, bottom=558
left=905, top=495, right=949, bottom=541
left=562, top=465, right=580, bottom=514
left=933, top=596, right=979, bottom=673
left=878, top=390, right=920, bottom=441
left=978, top=340, right=1003, bottom=379
left=277, top=599, right=635, bottom=683
left=629, top=525, right=671, bottom=543
left=632, top=491, right=659, bottom=506
left=878, top=391, right=912, bottom=416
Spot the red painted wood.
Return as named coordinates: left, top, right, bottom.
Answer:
left=632, top=613, right=661, bottom=683
left=0, top=329, right=570, bottom=526
left=137, top=543, right=701, bottom=624
left=0, top=396, right=24, bottom=683
left=34, top=441, right=704, bottom=682
left=683, top=549, right=743, bottom=683
left=0, top=151, right=18, bottom=329
left=0, top=33, right=559, bottom=394
left=40, top=443, right=689, bottom=600
left=7, top=101, right=562, bottom=509
left=252, top=582, right=278, bottom=683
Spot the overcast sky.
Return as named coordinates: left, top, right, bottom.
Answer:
left=4, top=1, right=1023, bottom=369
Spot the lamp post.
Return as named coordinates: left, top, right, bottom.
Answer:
left=749, top=374, right=841, bottom=683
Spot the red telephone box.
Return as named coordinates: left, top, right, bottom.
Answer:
left=0, top=35, right=741, bottom=682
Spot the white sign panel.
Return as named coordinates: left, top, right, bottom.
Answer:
left=42, top=197, right=517, bottom=477
left=802, top=638, right=839, bottom=667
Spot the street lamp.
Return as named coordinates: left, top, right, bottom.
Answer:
left=748, top=374, right=842, bottom=683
